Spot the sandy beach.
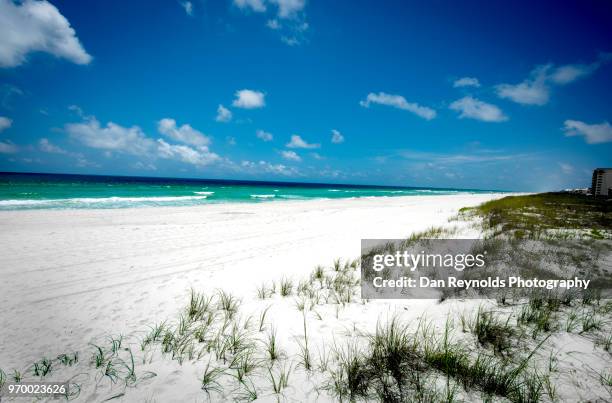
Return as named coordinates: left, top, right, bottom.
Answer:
left=0, top=194, right=498, bottom=371
left=3, top=192, right=611, bottom=402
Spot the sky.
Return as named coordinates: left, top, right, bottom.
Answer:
left=0, top=0, right=611, bottom=191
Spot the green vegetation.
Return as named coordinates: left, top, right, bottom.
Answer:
left=460, top=192, right=612, bottom=239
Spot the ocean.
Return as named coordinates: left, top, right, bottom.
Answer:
left=0, top=172, right=504, bottom=210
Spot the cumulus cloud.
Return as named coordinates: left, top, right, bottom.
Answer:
left=181, top=1, right=193, bottom=15
left=280, top=149, right=301, bottom=161
left=286, top=134, right=320, bottom=149
left=0, top=0, right=92, bottom=68
left=0, top=139, right=17, bottom=154
left=232, top=89, right=265, bottom=109
left=256, top=129, right=273, bottom=141
left=0, top=116, right=12, bottom=132
left=157, top=118, right=211, bottom=147
left=563, top=120, right=612, bottom=144
left=66, top=115, right=222, bottom=168
left=66, top=118, right=155, bottom=156
left=215, top=104, right=232, bottom=122
left=331, top=129, right=344, bottom=144
left=360, top=92, right=436, bottom=120
left=453, top=77, right=480, bottom=88
left=157, top=139, right=219, bottom=166
left=496, top=55, right=610, bottom=106
left=449, top=96, right=508, bottom=122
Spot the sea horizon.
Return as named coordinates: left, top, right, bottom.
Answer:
left=0, top=171, right=509, bottom=210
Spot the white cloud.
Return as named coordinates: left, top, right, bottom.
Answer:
left=496, top=56, right=610, bottom=106
left=234, top=0, right=305, bottom=18
left=181, top=1, right=193, bottom=15
left=157, top=139, right=219, bottom=166
left=39, top=137, right=96, bottom=167
left=549, top=64, right=597, bottom=85
left=280, top=150, right=301, bottom=161
left=453, top=77, right=480, bottom=88
left=66, top=118, right=155, bottom=155
left=399, top=149, right=533, bottom=165
left=286, top=134, right=320, bottom=149
left=39, top=138, right=68, bottom=154
left=563, top=120, right=612, bottom=144
left=256, top=129, right=273, bottom=141
left=496, top=65, right=549, bottom=106
left=0, top=0, right=92, bottom=68
left=241, top=160, right=299, bottom=176
left=0, top=139, right=17, bottom=154
left=0, top=116, right=12, bottom=131
left=360, top=92, right=436, bottom=120
left=331, top=129, right=344, bottom=144
left=66, top=115, right=223, bottom=168
left=215, top=104, right=232, bottom=122
left=559, top=163, right=574, bottom=174
left=157, top=118, right=211, bottom=148
left=449, top=96, right=508, bottom=122
left=269, top=0, right=305, bottom=19
left=232, top=89, right=265, bottom=109
left=233, top=0, right=266, bottom=13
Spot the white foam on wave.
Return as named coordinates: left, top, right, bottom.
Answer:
left=194, top=191, right=214, bottom=195
left=277, top=195, right=305, bottom=199
left=0, top=195, right=209, bottom=208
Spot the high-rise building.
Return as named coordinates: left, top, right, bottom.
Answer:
left=591, top=168, right=612, bottom=196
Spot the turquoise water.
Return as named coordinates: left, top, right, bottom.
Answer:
left=0, top=173, right=504, bottom=210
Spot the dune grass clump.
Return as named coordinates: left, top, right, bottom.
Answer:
left=256, top=283, right=268, bottom=299
left=32, top=357, right=53, bottom=377
left=57, top=352, right=79, bottom=366
left=468, top=307, right=515, bottom=356
left=264, top=328, right=281, bottom=362
left=268, top=363, right=292, bottom=394
left=187, top=289, right=213, bottom=321
left=201, top=360, right=224, bottom=395
left=322, top=316, right=546, bottom=402
left=326, top=341, right=370, bottom=401
left=279, top=277, right=293, bottom=297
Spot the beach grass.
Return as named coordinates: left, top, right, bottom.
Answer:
left=460, top=192, right=612, bottom=238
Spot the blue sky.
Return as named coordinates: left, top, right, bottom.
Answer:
left=0, top=0, right=611, bottom=191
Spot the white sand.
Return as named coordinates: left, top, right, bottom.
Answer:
left=2, top=193, right=609, bottom=402
left=0, top=194, right=497, bottom=370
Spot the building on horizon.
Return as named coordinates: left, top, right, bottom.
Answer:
left=591, top=168, right=612, bottom=196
